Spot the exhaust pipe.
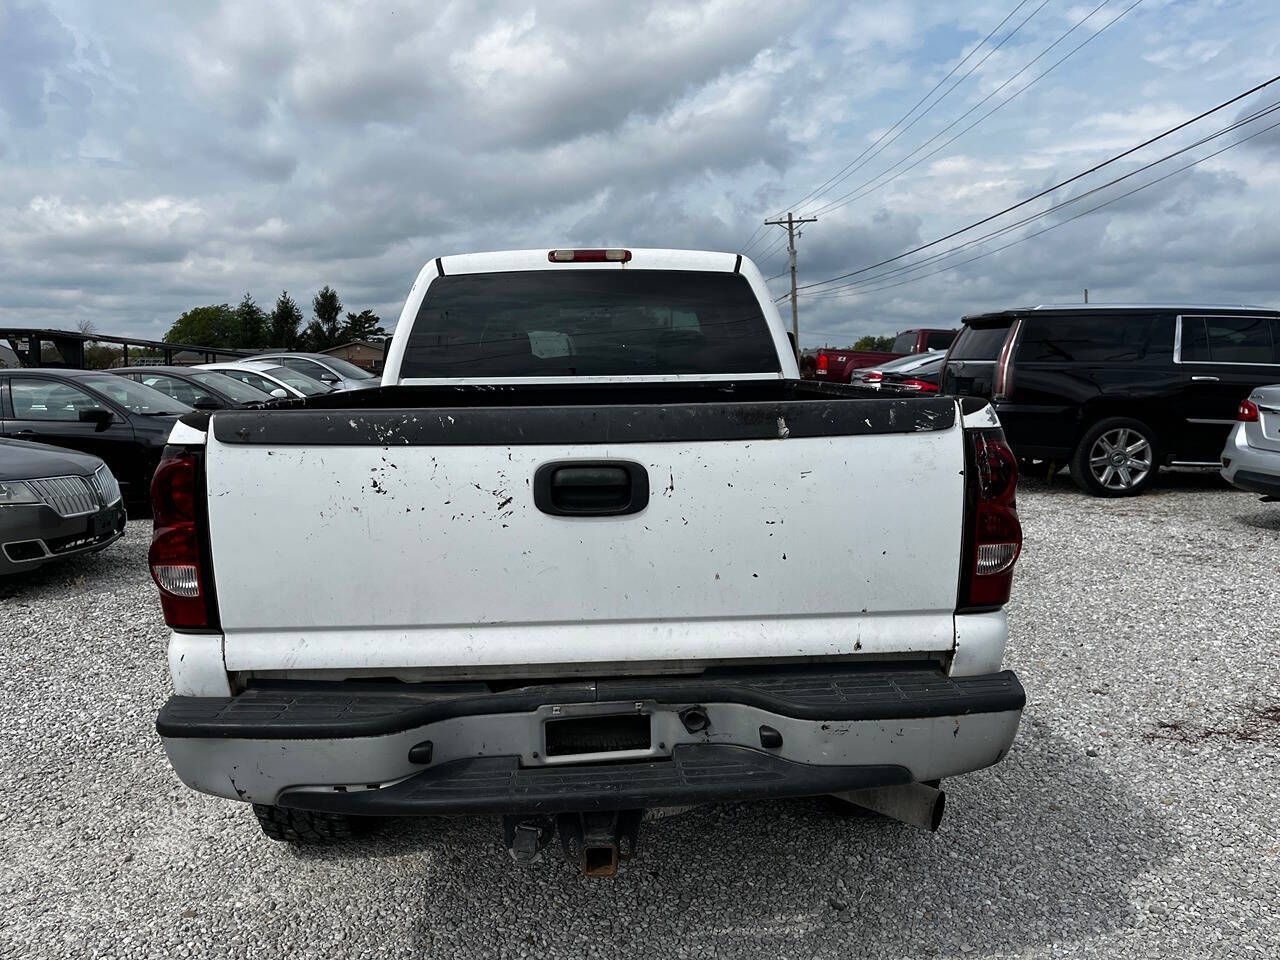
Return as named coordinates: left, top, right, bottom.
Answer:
left=834, top=782, right=946, bottom=831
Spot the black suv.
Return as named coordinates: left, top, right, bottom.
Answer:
left=941, top=304, right=1280, bottom=496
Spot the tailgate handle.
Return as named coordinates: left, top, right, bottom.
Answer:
left=533, top=460, right=649, bottom=517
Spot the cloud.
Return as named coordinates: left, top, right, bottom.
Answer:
left=0, top=0, right=1278, bottom=347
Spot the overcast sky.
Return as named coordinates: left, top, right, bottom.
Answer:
left=2, top=0, right=1278, bottom=346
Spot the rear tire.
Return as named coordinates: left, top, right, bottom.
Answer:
left=1070, top=417, right=1159, bottom=497
left=252, top=804, right=359, bottom=843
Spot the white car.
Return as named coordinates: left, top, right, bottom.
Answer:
left=150, top=248, right=1025, bottom=874
left=240, top=352, right=379, bottom=391
left=195, top=361, right=331, bottom=400
left=1221, top=384, right=1280, bottom=500
left=850, top=350, right=944, bottom=390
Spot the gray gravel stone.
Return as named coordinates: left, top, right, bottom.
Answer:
left=2, top=472, right=1278, bottom=959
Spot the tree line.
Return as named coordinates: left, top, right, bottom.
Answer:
left=163, top=287, right=387, bottom=351
left=851, top=335, right=895, bottom=351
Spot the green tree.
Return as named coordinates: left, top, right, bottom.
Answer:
left=302, top=285, right=344, bottom=350
left=268, top=290, right=304, bottom=349
left=852, top=335, right=895, bottom=351
left=83, top=344, right=123, bottom=369
left=232, top=293, right=267, bottom=348
left=339, top=309, right=386, bottom=342
left=165, top=304, right=237, bottom=346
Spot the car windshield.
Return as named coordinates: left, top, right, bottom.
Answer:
left=81, top=375, right=192, bottom=415
left=320, top=356, right=375, bottom=379
left=188, top=371, right=272, bottom=403
left=263, top=367, right=330, bottom=395
left=401, top=269, right=780, bottom=378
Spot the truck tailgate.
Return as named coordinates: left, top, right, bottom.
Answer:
left=203, top=397, right=965, bottom=672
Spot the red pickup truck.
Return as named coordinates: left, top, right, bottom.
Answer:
left=813, top=328, right=957, bottom=382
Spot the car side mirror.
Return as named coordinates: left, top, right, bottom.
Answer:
left=192, top=396, right=221, bottom=411
left=319, top=371, right=339, bottom=383
left=270, top=388, right=288, bottom=399
left=78, top=408, right=114, bottom=431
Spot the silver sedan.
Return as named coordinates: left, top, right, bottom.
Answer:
left=1220, top=384, right=1280, bottom=500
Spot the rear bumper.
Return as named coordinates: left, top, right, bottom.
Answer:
left=158, top=667, right=1025, bottom=813
left=0, top=501, right=126, bottom=575
left=1221, top=425, right=1280, bottom=495
left=1225, top=468, right=1280, bottom=496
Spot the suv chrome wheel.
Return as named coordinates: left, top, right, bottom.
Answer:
left=1088, top=428, right=1152, bottom=491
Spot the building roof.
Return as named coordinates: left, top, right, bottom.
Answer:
left=318, top=341, right=385, bottom=353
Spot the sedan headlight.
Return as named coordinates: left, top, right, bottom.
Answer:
left=0, top=480, right=41, bottom=505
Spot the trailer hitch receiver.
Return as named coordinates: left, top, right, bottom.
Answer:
left=555, top=810, right=643, bottom=877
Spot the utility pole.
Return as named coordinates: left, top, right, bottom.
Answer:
left=764, top=212, right=817, bottom=364
left=1084, top=288, right=1089, bottom=303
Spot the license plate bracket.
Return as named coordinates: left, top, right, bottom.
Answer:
left=544, top=713, right=652, bottom=758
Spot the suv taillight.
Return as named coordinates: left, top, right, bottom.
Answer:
left=149, top=448, right=215, bottom=629
left=816, top=352, right=829, bottom=374
left=992, top=319, right=1021, bottom=401
left=960, top=428, right=1022, bottom=611
left=1237, top=399, right=1260, bottom=422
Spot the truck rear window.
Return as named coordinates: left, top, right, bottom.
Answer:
left=889, top=332, right=917, bottom=353
left=949, top=324, right=1011, bottom=360
left=400, top=270, right=781, bottom=378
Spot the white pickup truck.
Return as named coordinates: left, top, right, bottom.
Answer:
left=151, top=248, right=1024, bottom=875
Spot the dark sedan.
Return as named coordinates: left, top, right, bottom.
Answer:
left=879, top=354, right=944, bottom=395
left=110, top=366, right=272, bottom=409
left=0, top=369, right=190, bottom=511
left=0, top=438, right=126, bottom=576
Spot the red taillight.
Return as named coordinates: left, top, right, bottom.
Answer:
left=898, top=378, right=938, bottom=392
left=992, top=319, right=1020, bottom=401
left=816, top=352, right=829, bottom=374
left=149, top=449, right=212, bottom=629
left=547, top=249, right=632, bottom=263
left=1237, top=399, right=1260, bottom=422
left=865, top=371, right=882, bottom=382
left=961, top=428, right=1022, bottom=610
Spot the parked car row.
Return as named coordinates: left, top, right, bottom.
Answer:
left=814, top=328, right=956, bottom=381
left=0, top=351, right=381, bottom=577
left=197, top=361, right=333, bottom=399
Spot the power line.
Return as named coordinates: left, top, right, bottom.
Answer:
left=801, top=112, right=1280, bottom=301
left=796, top=72, right=1280, bottom=292
left=747, top=235, right=788, bottom=272
left=806, top=0, right=1131, bottom=219
left=776, top=0, right=1043, bottom=219
left=753, top=232, right=792, bottom=267
left=739, top=0, right=1035, bottom=256
left=803, top=98, right=1280, bottom=298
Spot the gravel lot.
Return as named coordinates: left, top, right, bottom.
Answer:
left=3, top=473, right=1278, bottom=960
